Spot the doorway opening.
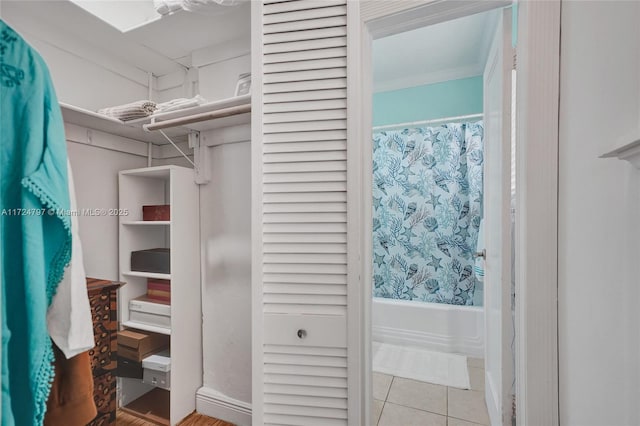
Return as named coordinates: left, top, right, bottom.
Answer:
left=366, top=5, right=516, bottom=426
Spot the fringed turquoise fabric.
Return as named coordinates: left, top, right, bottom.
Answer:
left=0, top=20, right=72, bottom=426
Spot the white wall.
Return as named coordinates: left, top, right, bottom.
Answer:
left=558, top=2, right=640, bottom=425
left=4, top=3, right=250, bottom=109
left=156, top=85, right=188, bottom=104
left=67, top=142, right=147, bottom=281
left=29, top=39, right=149, bottom=111
left=199, top=141, right=252, bottom=402
left=198, top=54, right=251, bottom=102
left=155, top=135, right=252, bottom=406
left=2, top=10, right=149, bottom=111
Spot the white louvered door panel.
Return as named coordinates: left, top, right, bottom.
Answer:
left=253, top=1, right=352, bottom=424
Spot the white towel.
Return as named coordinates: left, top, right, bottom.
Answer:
left=155, top=95, right=206, bottom=113
left=47, top=161, right=95, bottom=359
left=155, top=0, right=242, bottom=16
left=97, top=100, right=157, bottom=121
left=154, top=0, right=182, bottom=15
left=182, top=0, right=244, bottom=14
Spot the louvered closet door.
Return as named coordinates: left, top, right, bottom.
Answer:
left=252, top=1, right=352, bottom=425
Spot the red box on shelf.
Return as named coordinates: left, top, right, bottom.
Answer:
left=142, top=205, right=170, bottom=221
left=147, top=279, right=171, bottom=303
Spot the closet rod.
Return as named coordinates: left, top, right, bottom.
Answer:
left=373, top=113, right=484, bottom=131
left=144, top=103, right=251, bottom=132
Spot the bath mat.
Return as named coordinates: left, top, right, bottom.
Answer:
left=372, top=342, right=470, bottom=389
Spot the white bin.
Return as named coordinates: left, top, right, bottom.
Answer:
left=142, top=350, right=171, bottom=390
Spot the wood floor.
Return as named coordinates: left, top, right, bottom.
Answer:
left=116, top=410, right=234, bottom=426
left=116, top=410, right=152, bottom=426
left=177, top=412, right=234, bottom=426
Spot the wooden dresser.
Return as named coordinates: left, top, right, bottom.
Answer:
left=86, top=278, right=122, bottom=426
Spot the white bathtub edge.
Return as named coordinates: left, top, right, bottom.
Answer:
left=372, top=298, right=484, bottom=358
left=372, top=324, right=484, bottom=358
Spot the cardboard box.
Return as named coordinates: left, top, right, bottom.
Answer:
left=131, top=248, right=170, bottom=274
left=118, top=329, right=169, bottom=362
left=147, top=279, right=171, bottom=303
left=143, top=205, right=170, bottom=221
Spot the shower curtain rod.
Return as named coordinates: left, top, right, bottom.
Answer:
left=372, top=113, right=484, bottom=131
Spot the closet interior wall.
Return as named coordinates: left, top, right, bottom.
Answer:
left=0, top=0, right=253, bottom=419
left=67, top=144, right=147, bottom=281
left=0, top=3, right=150, bottom=110
left=153, top=121, right=253, bottom=410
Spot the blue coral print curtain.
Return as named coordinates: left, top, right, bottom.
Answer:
left=372, top=121, right=484, bottom=305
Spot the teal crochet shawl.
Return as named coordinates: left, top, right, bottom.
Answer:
left=1, top=20, right=72, bottom=426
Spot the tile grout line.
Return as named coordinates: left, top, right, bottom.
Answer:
left=447, top=413, right=488, bottom=426
left=446, top=384, right=449, bottom=418
left=385, top=376, right=451, bottom=418
left=378, top=371, right=488, bottom=426
left=377, top=401, right=385, bottom=426
left=376, top=375, right=394, bottom=426
left=385, top=376, right=395, bottom=401
left=380, top=400, right=451, bottom=426
left=382, top=401, right=450, bottom=417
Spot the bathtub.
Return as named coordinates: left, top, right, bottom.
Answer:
left=372, top=298, right=484, bottom=358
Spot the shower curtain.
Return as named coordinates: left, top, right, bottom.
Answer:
left=372, top=121, right=484, bottom=305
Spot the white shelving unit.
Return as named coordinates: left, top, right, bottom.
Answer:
left=122, top=271, right=172, bottom=280
left=60, top=94, right=251, bottom=146
left=118, top=165, right=201, bottom=426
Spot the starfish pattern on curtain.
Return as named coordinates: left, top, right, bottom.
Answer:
left=372, top=121, right=484, bottom=305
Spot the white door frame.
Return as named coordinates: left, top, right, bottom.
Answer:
left=346, top=1, right=560, bottom=425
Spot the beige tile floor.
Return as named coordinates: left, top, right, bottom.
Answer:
left=372, top=357, right=489, bottom=426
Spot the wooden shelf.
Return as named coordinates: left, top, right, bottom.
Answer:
left=122, top=321, right=171, bottom=336
left=61, top=94, right=251, bottom=146
left=123, top=271, right=171, bottom=280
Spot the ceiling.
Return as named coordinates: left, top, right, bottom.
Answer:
left=373, top=10, right=499, bottom=93
left=70, top=0, right=161, bottom=32
left=2, top=0, right=251, bottom=76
